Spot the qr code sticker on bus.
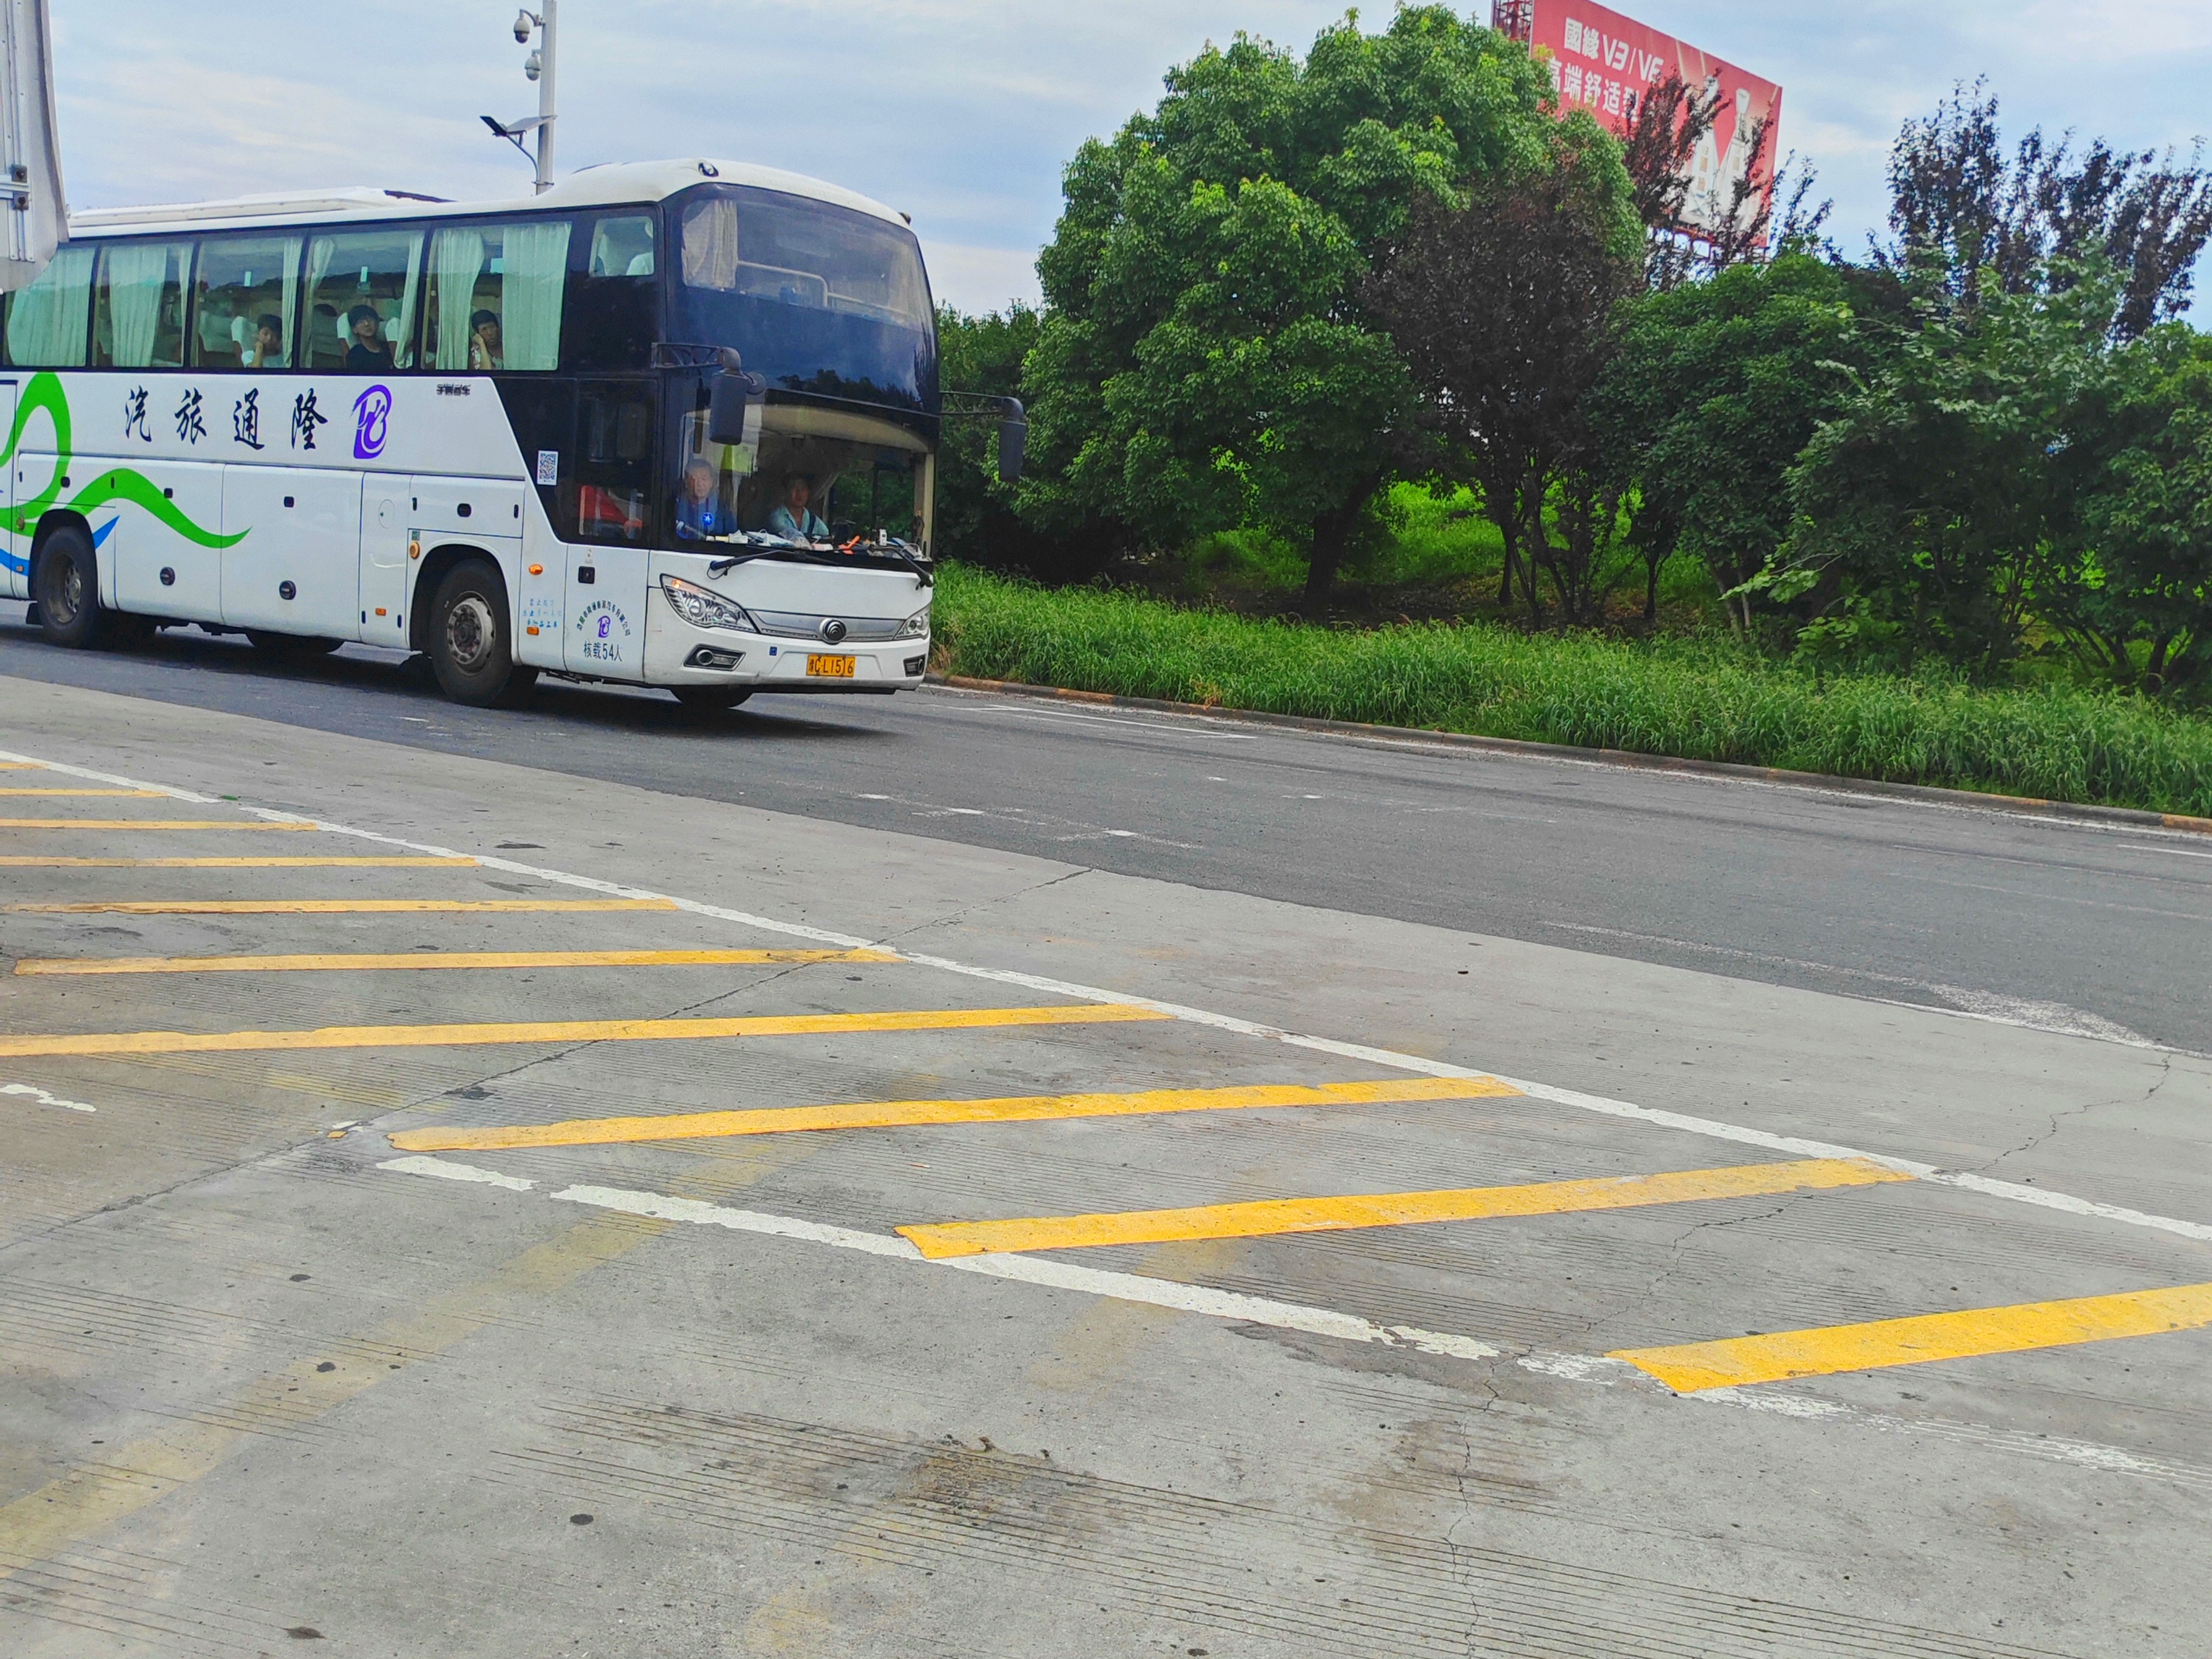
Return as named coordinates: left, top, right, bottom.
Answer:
left=536, top=450, right=559, bottom=486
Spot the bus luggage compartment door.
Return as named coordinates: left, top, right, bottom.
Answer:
left=114, top=460, right=224, bottom=624
left=221, top=466, right=365, bottom=639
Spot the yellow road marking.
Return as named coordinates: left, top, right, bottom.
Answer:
left=0, top=855, right=477, bottom=868
left=896, top=1158, right=1912, bottom=1259
left=1611, top=1281, right=2212, bottom=1393
left=0, top=788, right=167, bottom=796
left=0, top=1209, right=663, bottom=1588
left=0, top=818, right=315, bottom=830
left=0, top=1002, right=1164, bottom=1058
left=0, top=761, right=46, bottom=768
left=6, top=897, right=676, bottom=914
left=388, top=1075, right=1522, bottom=1153
left=17, top=948, right=902, bottom=976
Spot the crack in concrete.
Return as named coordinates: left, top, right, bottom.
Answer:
left=1966, top=1052, right=2174, bottom=1175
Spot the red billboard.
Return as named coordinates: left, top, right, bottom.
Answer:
left=1495, top=1, right=1784, bottom=240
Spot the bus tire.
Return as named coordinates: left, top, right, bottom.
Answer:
left=32, top=524, right=108, bottom=648
left=671, top=687, right=752, bottom=712
left=428, top=557, right=535, bottom=708
left=247, top=631, right=343, bottom=658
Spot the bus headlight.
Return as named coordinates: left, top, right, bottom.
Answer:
left=898, top=607, right=930, bottom=638
left=660, top=575, right=756, bottom=633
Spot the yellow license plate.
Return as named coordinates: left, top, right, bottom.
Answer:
left=806, top=654, right=857, bottom=678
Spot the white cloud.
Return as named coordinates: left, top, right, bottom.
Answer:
left=919, top=238, right=1043, bottom=314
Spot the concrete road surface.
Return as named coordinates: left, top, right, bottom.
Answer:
left=1, top=641, right=2209, bottom=1658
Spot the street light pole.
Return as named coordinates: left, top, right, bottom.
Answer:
left=531, top=0, right=557, bottom=193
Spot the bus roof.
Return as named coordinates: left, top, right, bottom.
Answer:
left=67, top=159, right=912, bottom=238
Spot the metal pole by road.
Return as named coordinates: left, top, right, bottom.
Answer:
left=534, top=0, right=557, bottom=193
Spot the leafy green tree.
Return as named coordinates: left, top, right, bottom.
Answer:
left=1593, top=254, right=1887, bottom=629
left=935, top=303, right=1048, bottom=570
left=1776, top=271, right=2120, bottom=675
left=2041, top=326, right=2212, bottom=697
left=1020, top=7, right=1570, bottom=611
left=1367, top=141, right=1640, bottom=625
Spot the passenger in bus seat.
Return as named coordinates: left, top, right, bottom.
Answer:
left=765, top=473, right=830, bottom=542
left=346, top=302, right=394, bottom=371
left=674, top=461, right=734, bottom=539
left=243, top=313, right=284, bottom=369
left=468, top=309, right=503, bottom=372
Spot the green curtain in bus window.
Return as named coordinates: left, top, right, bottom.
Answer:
left=96, top=241, right=189, bottom=369
left=501, top=219, right=569, bottom=370
left=3, top=244, right=93, bottom=366
left=428, top=228, right=486, bottom=372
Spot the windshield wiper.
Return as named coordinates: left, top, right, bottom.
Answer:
left=706, top=533, right=932, bottom=585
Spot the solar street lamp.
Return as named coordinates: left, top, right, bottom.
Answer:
left=483, top=2, right=557, bottom=193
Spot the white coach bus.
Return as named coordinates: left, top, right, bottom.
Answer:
left=0, top=160, right=1017, bottom=709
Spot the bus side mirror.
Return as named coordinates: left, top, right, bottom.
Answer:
left=709, top=356, right=765, bottom=447
left=996, top=399, right=1028, bottom=484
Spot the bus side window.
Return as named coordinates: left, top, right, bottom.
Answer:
left=93, top=241, right=190, bottom=370
left=304, top=228, right=424, bottom=372
left=426, top=217, right=571, bottom=373
left=192, top=234, right=302, bottom=370
left=2, top=244, right=94, bottom=367
left=562, top=212, right=656, bottom=372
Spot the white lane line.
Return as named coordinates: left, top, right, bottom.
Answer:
left=1704, top=1387, right=2212, bottom=1492
left=544, top=1178, right=1498, bottom=1361
left=377, top=1154, right=534, bottom=1191
left=378, top=1156, right=2212, bottom=1489
left=9, top=744, right=2209, bottom=1251
left=3, top=1079, right=95, bottom=1113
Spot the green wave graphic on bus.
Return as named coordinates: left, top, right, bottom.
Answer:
left=0, top=372, right=246, bottom=574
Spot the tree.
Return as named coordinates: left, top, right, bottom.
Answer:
left=2041, top=327, right=2212, bottom=698
left=1618, top=74, right=1827, bottom=290
left=1879, top=82, right=2212, bottom=341
left=1020, top=8, right=1568, bottom=613
left=933, top=303, right=1076, bottom=575
left=1776, top=272, right=2120, bottom=675
left=1592, top=254, right=1883, bottom=629
left=1366, top=136, right=1640, bottom=626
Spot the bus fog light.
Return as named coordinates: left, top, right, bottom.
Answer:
left=904, top=655, right=927, bottom=678
left=685, top=645, right=745, bottom=671
left=660, top=575, right=755, bottom=632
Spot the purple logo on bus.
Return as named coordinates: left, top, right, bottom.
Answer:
left=352, top=385, right=392, bottom=460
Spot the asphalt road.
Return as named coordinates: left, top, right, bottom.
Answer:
left=4, top=605, right=2208, bottom=1054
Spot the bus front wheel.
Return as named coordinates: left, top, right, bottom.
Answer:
left=428, top=558, right=536, bottom=709
left=32, top=524, right=109, bottom=648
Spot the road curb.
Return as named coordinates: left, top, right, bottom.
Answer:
left=927, top=674, right=2212, bottom=839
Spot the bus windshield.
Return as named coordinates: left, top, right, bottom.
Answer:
left=673, top=403, right=931, bottom=554
left=665, top=184, right=935, bottom=411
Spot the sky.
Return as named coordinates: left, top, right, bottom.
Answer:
left=50, top=1, right=2212, bottom=318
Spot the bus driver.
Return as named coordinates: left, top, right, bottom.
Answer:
left=765, top=472, right=829, bottom=542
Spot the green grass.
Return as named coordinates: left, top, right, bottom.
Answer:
left=932, top=563, right=2212, bottom=817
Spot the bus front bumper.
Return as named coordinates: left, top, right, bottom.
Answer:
left=643, top=618, right=927, bottom=691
